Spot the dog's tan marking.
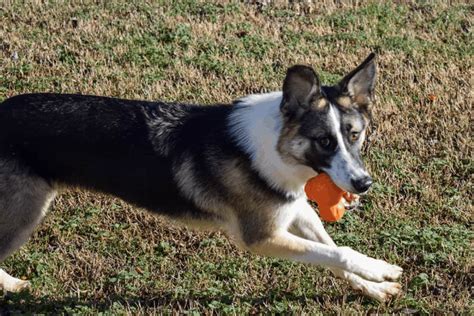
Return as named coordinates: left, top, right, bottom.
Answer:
left=354, top=94, right=370, bottom=106
left=248, top=232, right=310, bottom=256
left=312, top=97, right=328, bottom=109
left=277, top=121, right=309, bottom=166
left=336, top=96, right=352, bottom=107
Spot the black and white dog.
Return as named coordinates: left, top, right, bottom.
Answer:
left=0, top=53, right=402, bottom=301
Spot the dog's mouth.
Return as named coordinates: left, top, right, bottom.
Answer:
left=313, top=168, right=372, bottom=195
left=307, top=161, right=373, bottom=194
left=332, top=177, right=372, bottom=195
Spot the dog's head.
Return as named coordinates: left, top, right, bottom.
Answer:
left=277, top=53, right=376, bottom=194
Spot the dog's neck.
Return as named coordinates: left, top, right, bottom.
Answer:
left=228, top=91, right=316, bottom=198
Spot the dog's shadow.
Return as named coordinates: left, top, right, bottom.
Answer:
left=0, top=289, right=361, bottom=313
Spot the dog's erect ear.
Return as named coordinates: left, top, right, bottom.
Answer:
left=338, top=53, right=377, bottom=107
left=281, top=65, right=321, bottom=118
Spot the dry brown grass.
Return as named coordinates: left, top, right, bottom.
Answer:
left=0, top=1, right=472, bottom=314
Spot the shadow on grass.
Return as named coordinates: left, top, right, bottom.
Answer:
left=0, top=289, right=358, bottom=313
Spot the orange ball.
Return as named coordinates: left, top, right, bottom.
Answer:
left=305, top=173, right=346, bottom=222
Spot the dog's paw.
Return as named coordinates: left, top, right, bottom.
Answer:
left=0, top=273, right=30, bottom=293
left=3, top=279, right=30, bottom=293
left=359, top=259, right=403, bottom=282
left=334, top=268, right=402, bottom=303
left=339, top=247, right=403, bottom=282
left=361, top=280, right=402, bottom=302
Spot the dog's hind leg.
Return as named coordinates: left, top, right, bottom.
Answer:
left=0, top=159, right=56, bottom=292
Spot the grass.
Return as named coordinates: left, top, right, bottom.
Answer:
left=0, top=0, right=472, bottom=314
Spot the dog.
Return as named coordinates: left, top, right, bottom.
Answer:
left=0, top=53, right=402, bottom=302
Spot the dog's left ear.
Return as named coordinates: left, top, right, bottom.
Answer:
left=281, top=65, right=322, bottom=118
left=338, top=53, right=377, bottom=108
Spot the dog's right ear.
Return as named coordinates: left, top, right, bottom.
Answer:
left=281, top=65, right=321, bottom=118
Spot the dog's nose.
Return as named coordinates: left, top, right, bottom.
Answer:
left=351, top=176, right=373, bottom=193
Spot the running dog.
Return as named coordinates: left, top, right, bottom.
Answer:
left=0, top=53, right=402, bottom=301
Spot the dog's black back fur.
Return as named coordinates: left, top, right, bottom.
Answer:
left=0, top=94, right=288, bottom=219
left=0, top=94, right=193, bottom=216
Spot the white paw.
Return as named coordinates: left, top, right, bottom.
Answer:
left=340, top=247, right=403, bottom=282
left=362, top=280, right=401, bottom=302
left=333, top=268, right=402, bottom=302
left=339, top=269, right=402, bottom=302
left=358, top=258, right=403, bottom=282
left=0, top=269, right=31, bottom=293
left=2, top=279, right=30, bottom=293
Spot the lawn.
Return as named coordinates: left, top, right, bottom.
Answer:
left=0, top=1, right=472, bottom=314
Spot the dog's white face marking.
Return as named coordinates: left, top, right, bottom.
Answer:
left=324, top=104, right=369, bottom=192
left=229, top=92, right=316, bottom=197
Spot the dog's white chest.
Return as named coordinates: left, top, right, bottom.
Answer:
left=273, top=196, right=308, bottom=230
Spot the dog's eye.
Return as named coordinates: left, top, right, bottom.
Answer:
left=318, top=137, right=331, bottom=148
left=350, top=132, right=360, bottom=142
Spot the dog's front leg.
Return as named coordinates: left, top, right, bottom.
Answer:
left=248, top=229, right=401, bottom=281
left=289, top=202, right=402, bottom=301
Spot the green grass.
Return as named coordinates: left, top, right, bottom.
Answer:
left=0, top=1, right=472, bottom=314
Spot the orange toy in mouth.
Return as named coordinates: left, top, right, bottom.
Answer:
left=304, top=173, right=356, bottom=222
